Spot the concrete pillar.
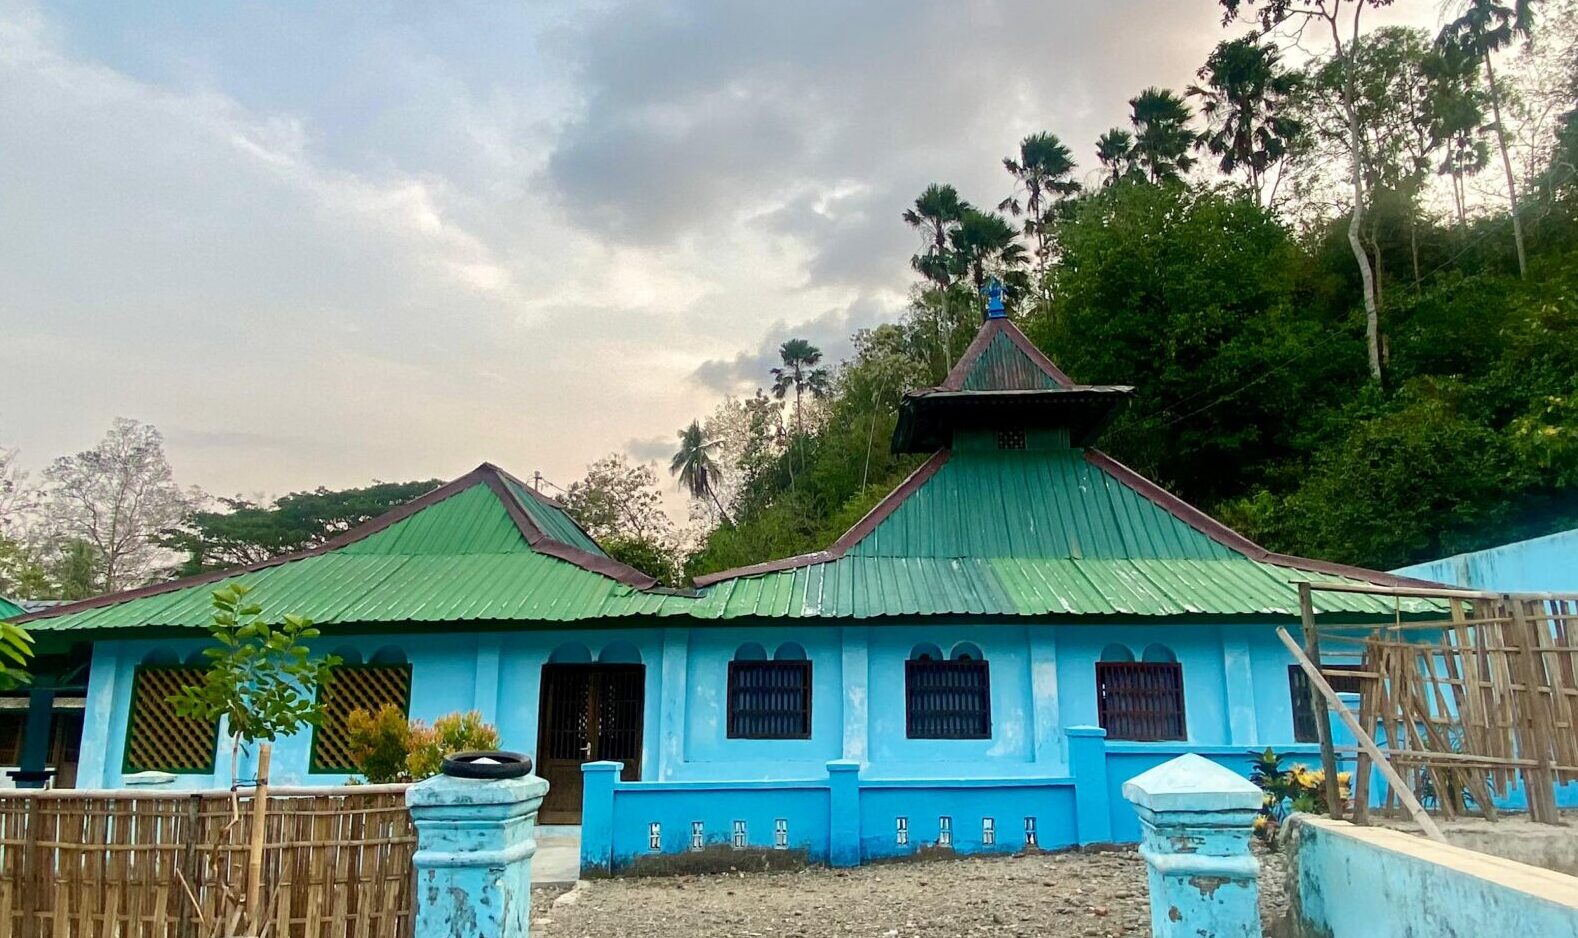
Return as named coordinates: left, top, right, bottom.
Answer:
left=839, top=627, right=869, bottom=763
left=407, top=769, right=549, bottom=938
left=1067, top=725, right=1112, bottom=845
left=1222, top=636, right=1257, bottom=745
left=472, top=634, right=502, bottom=726
left=656, top=628, right=687, bottom=779
left=1028, top=628, right=1061, bottom=766
left=826, top=759, right=861, bottom=867
left=1122, top=753, right=1263, bottom=938
left=579, top=761, right=621, bottom=876
left=11, top=687, right=55, bottom=788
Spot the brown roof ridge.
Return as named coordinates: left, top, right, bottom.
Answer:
left=1083, top=449, right=1444, bottom=590
left=940, top=317, right=1076, bottom=391
left=692, top=450, right=951, bottom=587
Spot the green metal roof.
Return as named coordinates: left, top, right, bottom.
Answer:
left=19, top=465, right=688, bottom=633
left=691, top=444, right=1439, bottom=619
left=16, top=318, right=1442, bottom=633
left=0, top=595, right=23, bottom=620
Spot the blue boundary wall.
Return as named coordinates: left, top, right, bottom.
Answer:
left=1393, top=527, right=1578, bottom=593
left=579, top=728, right=1328, bottom=873
left=1288, top=816, right=1578, bottom=936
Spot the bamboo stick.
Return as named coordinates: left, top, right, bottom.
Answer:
left=245, top=743, right=270, bottom=935
left=1277, top=626, right=1448, bottom=843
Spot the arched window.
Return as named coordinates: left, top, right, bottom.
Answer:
left=1095, top=642, right=1184, bottom=741
left=310, top=651, right=412, bottom=774
left=727, top=644, right=811, bottom=739
left=906, top=643, right=991, bottom=740
left=1100, top=643, right=1134, bottom=663
left=598, top=641, right=642, bottom=664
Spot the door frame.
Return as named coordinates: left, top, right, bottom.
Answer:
left=536, top=662, right=646, bottom=824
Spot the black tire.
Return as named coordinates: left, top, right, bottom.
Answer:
left=440, top=750, right=534, bottom=779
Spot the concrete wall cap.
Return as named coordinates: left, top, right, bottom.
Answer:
left=1121, top=753, right=1261, bottom=812
left=406, top=772, right=549, bottom=808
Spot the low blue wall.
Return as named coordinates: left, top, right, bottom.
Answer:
left=578, top=727, right=1326, bottom=874
left=1289, top=816, right=1578, bottom=936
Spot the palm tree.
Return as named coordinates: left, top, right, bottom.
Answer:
left=948, top=209, right=1029, bottom=293
left=999, top=132, right=1081, bottom=276
left=902, top=183, right=972, bottom=288
left=1426, top=41, right=1491, bottom=232
left=1438, top=0, right=1534, bottom=275
left=1095, top=128, right=1139, bottom=185
left=771, top=339, right=832, bottom=438
left=670, top=420, right=729, bottom=522
left=1189, top=37, right=1302, bottom=204
left=1129, top=87, right=1198, bottom=183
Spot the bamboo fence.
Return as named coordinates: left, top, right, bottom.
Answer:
left=0, top=784, right=414, bottom=938
left=1303, top=583, right=1578, bottom=824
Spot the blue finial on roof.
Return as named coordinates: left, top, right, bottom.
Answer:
left=984, top=278, right=1006, bottom=318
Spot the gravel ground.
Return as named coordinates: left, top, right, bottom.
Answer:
left=534, top=846, right=1288, bottom=938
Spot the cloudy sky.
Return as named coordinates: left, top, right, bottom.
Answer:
left=0, top=1, right=1438, bottom=509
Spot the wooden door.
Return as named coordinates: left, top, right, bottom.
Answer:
left=537, top=664, right=645, bottom=823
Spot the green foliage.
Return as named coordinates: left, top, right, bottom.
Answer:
left=343, top=706, right=500, bottom=783
left=161, top=480, right=442, bottom=576
left=168, top=584, right=340, bottom=748
left=406, top=711, right=501, bottom=780
left=0, top=619, right=33, bottom=691
left=344, top=704, right=411, bottom=784
left=1250, top=748, right=1349, bottom=845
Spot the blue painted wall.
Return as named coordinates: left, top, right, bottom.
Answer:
left=1290, top=816, right=1578, bottom=936
left=1394, top=526, right=1578, bottom=592
left=77, top=620, right=1322, bottom=792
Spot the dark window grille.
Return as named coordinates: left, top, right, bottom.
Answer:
left=310, top=664, right=412, bottom=773
left=1289, top=665, right=1365, bottom=743
left=906, top=659, right=991, bottom=739
left=996, top=428, right=1027, bottom=450
left=727, top=661, right=812, bottom=739
left=1096, top=661, right=1186, bottom=741
left=124, top=666, right=219, bottom=774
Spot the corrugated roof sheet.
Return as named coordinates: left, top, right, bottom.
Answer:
left=961, top=331, right=1063, bottom=391
left=21, top=466, right=684, bottom=633
left=0, top=595, right=23, bottom=620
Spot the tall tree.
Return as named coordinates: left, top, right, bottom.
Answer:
left=1439, top=0, right=1537, bottom=276
left=771, top=339, right=832, bottom=438
left=948, top=209, right=1029, bottom=291
left=902, top=184, right=971, bottom=288
left=40, top=418, right=193, bottom=593
left=1428, top=41, right=1493, bottom=230
left=998, top=132, right=1081, bottom=277
left=1129, top=87, right=1199, bottom=183
left=1190, top=36, right=1303, bottom=203
left=670, top=420, right=729, bottom=522
left=1222, top=0, right=1396, bottom=382
left=1095, top=128, right=1140, bottom=185
left=160, top=479, right=442, bottom=575
left=561, top=453, right=681, bottom=584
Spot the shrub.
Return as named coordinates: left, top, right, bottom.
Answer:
left=345, top=707, right=500, bottom=783
left=1250, top=748, right=1350, bottom=846
left=407, top=710, right=500, bottom=780
left=345, top=704, right=413, bottom=783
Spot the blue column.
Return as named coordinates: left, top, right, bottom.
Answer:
left=1067, top=725, right=1111, bottom=845
left=839, top=627, right=869, bottom=763
left=1028, top=628, right=1061, bottom=767
left=656, top=629, right=687, bottom=779
left=407, top=770, right=549, bottom=938
left=579, top=760, right=621, bottom=876
left=1222, top=636, right=1257, bottom=746
left=11, top=687, right=55, bottom=788
left=1122, top=753, right=1263, bottom=938
left=472, top=635, right=502, bottom=726
left=826, top=759, right=861, bottom=867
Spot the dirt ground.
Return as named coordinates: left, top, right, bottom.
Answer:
left=533, top=846, right=1289, bottom=938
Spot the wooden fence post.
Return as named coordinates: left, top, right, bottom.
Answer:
left=178, top=794, right=201, bottom=938
left=19, top=796, right=38, bottom=938
left=1299, top=584, right=1344, bottom=821
left=246, top=743, right=272, bottom=933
